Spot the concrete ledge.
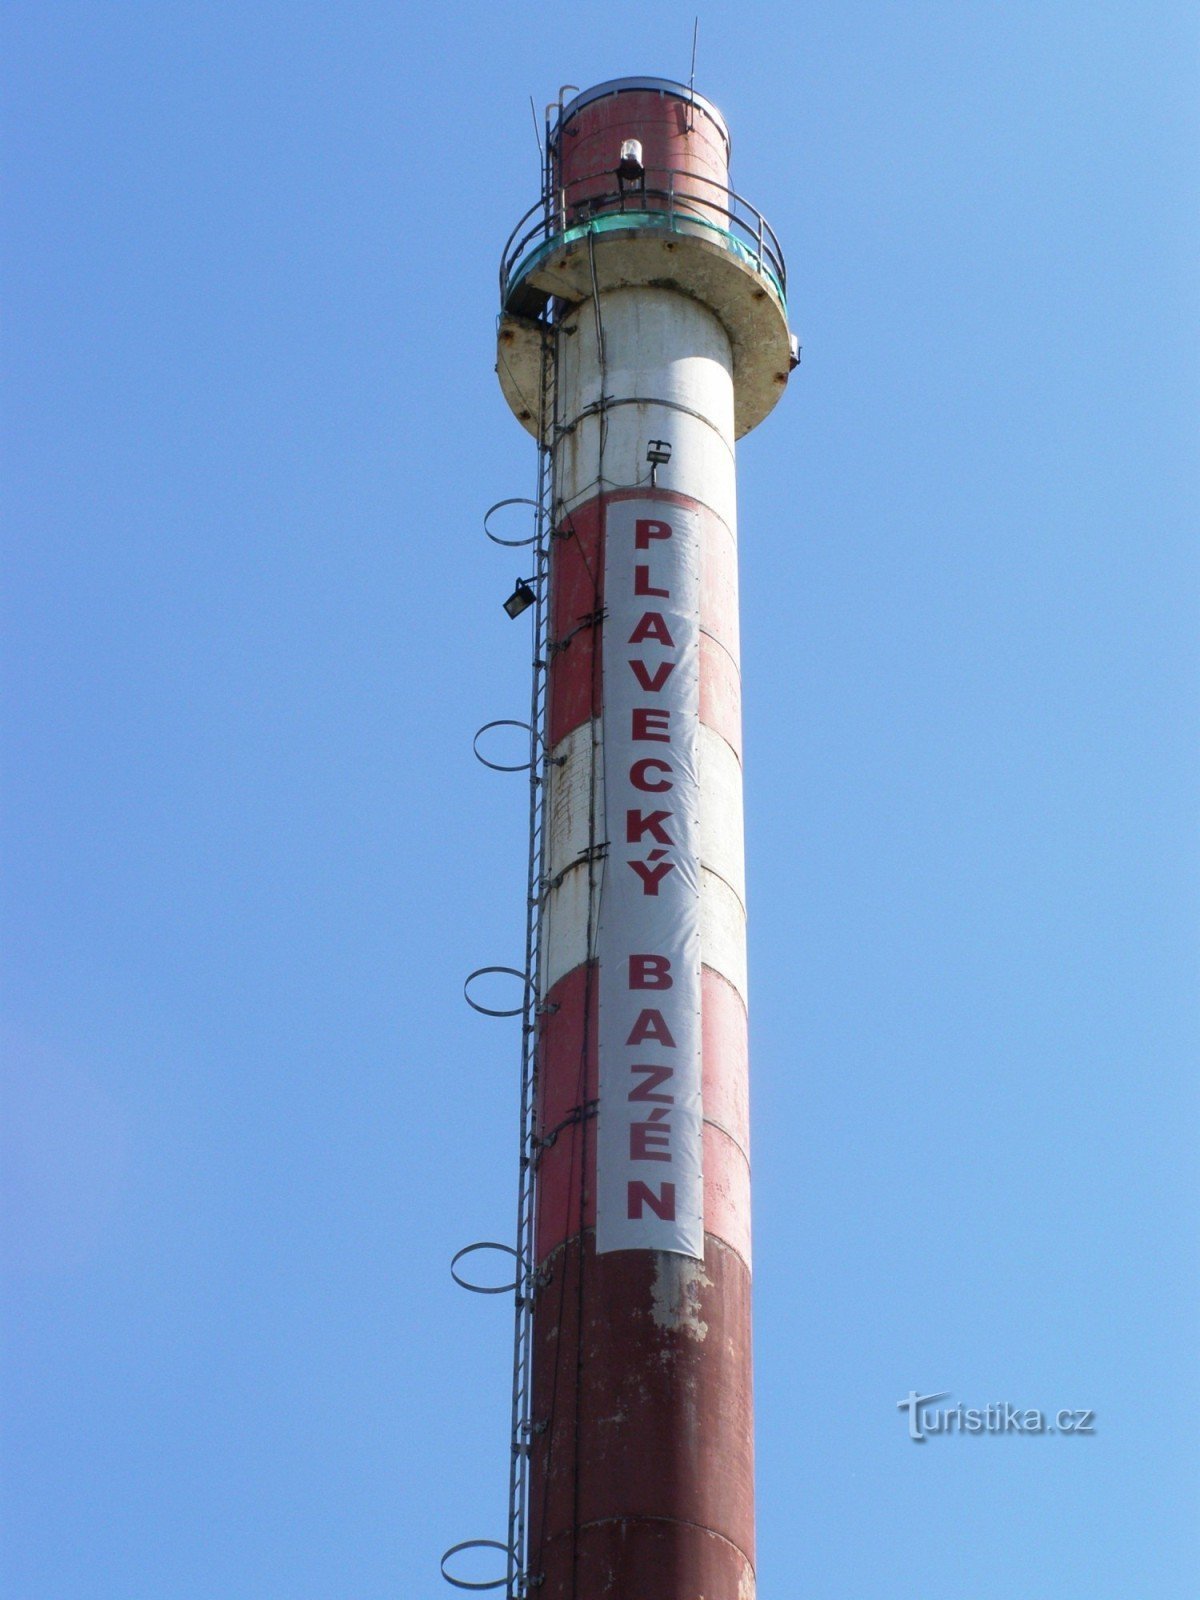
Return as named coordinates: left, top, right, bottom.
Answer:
left=497, top=223, right=794, bottom=441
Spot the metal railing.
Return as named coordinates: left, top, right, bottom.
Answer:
left=499, top=166, right=787, bottom=312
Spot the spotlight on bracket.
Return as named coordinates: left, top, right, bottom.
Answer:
left=502, top=578, right=537, bottom=620
left=646, top=438, right=672, bottom=487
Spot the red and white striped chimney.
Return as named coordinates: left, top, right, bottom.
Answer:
left=496, top=76, right=795, bottom=1600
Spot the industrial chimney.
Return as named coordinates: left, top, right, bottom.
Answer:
left=453, top=75, right=795, bottom=1600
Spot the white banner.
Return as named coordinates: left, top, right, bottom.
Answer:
left=597, top=499, right=703, bottom=1258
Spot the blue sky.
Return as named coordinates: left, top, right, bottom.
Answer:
left=4, top=4, right=1198, bottom=1596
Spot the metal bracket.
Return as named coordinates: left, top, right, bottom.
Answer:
left=440, top=1539, right=513, bottom=1592
left=473, top=719, right=535, bottom=773
left=518, top=1260, right=553, bottom=1302
left=549, top=608, right=604, bottom=656
left=463, top=966, right=530, bottom=1019
left=484, top=497, right=540, bottom=548
left=450, top=1242, right=521, bottom=1296
left=546, top=841, right=608, bottom=894
left=533, top=1098, right=598, bottom=1155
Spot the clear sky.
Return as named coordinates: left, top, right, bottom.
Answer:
left=4, top=4, right=1198, bottom=1596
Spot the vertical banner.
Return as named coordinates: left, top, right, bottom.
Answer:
left=597, top=498, right=704, bottom=1258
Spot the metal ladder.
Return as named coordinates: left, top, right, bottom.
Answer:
left=505, top=297, right=557, bottom=1599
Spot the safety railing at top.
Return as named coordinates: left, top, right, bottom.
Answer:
left=500, top=166, right=787, bottom=313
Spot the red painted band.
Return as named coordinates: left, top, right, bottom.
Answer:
left=528, top=1235, right=755, bottom=1590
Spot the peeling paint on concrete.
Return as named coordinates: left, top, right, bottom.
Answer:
left=649, top=1250, right=712, bottom=1340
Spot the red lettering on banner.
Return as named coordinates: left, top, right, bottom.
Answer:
left=630, top=1119, right=672, bottom=1161
left=629, top=859, right=675, bottom=895
left=629, top=955, right=672, bottom=989
left=629, top=613, right=674, bottom=646
left=632, top=708, right=670, bottom=742
left=635, top=519, right=672, bottom=549
left=630, top=758, right=673, bottom=792
left=626, top=808, right=672, bottom=845
left=597, top=501, right=703, bottom=1253
left=629, top=659, right=674, bottom=693
left=634, top=565, right=669, bottom=598
left=625, top=1008, right=677, bottom=1047
left=629, top=1063, right=675, bottom=1101
left=627, top=1181, right=676, bottom=1220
